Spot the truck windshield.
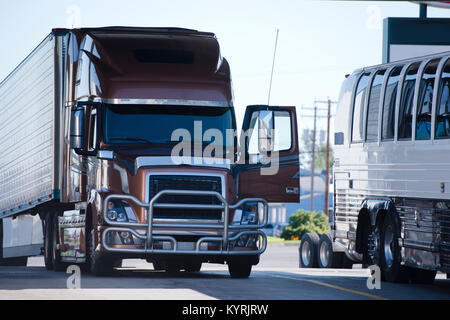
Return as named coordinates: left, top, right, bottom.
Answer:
left=103, top=104, right=234, bottom=146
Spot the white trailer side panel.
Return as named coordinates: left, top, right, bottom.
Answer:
left=0, top=35, right=55, bottom=215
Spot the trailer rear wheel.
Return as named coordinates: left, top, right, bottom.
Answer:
left=380, top=213, right=408, bottom=283
left=299, top=233, right=320, bottom=268
left=318, top=233, right=343, bottom=268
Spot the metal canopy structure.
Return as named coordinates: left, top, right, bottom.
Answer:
left=383, top=17, right=450, bottom=63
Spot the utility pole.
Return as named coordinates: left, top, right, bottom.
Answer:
left=310, top=105, right=317, bottom=211
left=325, top=99, right=331, bottom=216
left=313, top=99, right=337, bottom=217
left=419, top=3, right=427, bottom=19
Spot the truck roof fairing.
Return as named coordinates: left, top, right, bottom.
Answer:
left=64, top=27, right=232, bottom=104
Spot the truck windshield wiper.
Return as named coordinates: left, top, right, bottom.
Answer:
left=109, top=137, right=153, bottom=144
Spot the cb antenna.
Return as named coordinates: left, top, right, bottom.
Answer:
left=267, top=28, right=279, bottom=106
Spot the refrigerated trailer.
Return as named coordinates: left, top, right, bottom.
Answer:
left=300, top=50, right=450, bottom=284
left=0, top=27, right=300, bottom=277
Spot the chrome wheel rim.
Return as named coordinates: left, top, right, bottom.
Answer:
left=383, top=225, right=394, bottom=268
left=301, top=241, right=311, bottom=266
left=319, top=241, right=330, bottom=267
left=368, top=226, right=380, bottom=265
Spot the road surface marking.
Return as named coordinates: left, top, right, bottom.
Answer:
left=272, top=274, right=389, bottom=300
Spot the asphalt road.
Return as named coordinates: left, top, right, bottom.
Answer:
left=1, top=243, right=450, bottom=300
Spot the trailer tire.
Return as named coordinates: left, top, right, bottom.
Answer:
left=44, top=213, right=54, bottom=270
left=380, top=212, right=408, bottom=283
left=52, top=213, right=66, bottom=271
left=317, top=233, right=342, bottom=268
left=228, top=260, right=252, bottom=278
left=299, top=233, right=320, bottom=268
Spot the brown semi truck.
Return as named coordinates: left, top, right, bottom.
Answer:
left=0, top=27, right=300, bottom=277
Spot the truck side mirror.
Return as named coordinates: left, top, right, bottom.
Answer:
left=70, top=106, right=85, bottom=150
left=258, top=110, right=274, bottom=153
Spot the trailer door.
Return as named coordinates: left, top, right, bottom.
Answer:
left=235, top=105, right=300, bottom=203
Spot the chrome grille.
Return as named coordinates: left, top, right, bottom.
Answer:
left=149, top=175, right=223, bottom=220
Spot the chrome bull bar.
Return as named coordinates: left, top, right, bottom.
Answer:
left=101, top=190, right=268, bottom=255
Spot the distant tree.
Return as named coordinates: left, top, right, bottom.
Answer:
left=300, top=131, right=334, bottom=171
left=281, top=209, right=328, bottom=240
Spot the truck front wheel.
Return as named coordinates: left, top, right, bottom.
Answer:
left=185, top=261, right=202, bottom=272
left=228, top=260, right=252, bottom=278
left=87, top=229, right=114, bottom=277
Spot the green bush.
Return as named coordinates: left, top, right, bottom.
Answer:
left=281, top=209, right=329, bottom=240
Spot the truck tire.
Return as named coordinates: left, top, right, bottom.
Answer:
left=165, top=261, right=181, bottom=274
left=228, top=260, right=252, bottom=278
left=341, top=253, right=354, bottom=269
left=185, top=261, right=202, bottom=272
left=52, top=213, right=66, bottom=271
left=299, top=233, right=319, bottom=268
left=151, top=260, right=165, bottom=271
left=113, top=259, right=122, bottom=268
left=379, top=212, right=408, bottom=283
left=90, top=252, right=114, bottom=276
left=317, top=233, right=343, bottom=268
left=409, top=268, right=436, bottom=285
left=44, top=213, right=54, bottom=270
left=87, top=228, right=114, bottom=277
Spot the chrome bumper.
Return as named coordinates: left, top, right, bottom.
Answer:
left=101, top=190, right=268, bottom=256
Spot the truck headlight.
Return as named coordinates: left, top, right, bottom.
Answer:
left=106, top=200, right=137, bottom=223
left=240, top=203, right=258, bottom=225
left=107, top=209, right=118, bottom=221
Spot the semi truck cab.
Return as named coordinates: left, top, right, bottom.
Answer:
left=0, top=27, right=300, bottom=278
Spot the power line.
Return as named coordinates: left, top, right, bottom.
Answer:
left=267, top=29, right=279, bottom=105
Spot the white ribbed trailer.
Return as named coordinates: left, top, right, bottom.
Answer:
left=0, top=33, right=66, bottom=262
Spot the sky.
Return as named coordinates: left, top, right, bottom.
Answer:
left=1, top=0, right=450, bottom=135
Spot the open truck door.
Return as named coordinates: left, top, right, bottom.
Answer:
left=235, top=105, right=300, bottom=203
